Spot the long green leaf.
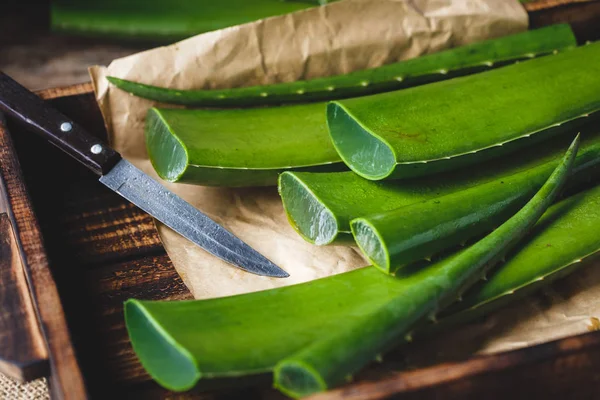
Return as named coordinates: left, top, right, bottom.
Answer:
left=441, top=184, right=600, bottom=321
left=145, top=104, right=345, bottom=186
left=51, top=0, right=322, bottom=42
left=124, top=138, right=584, bottom=396
left=327, top=42, right=600, bottom=180
left=279, top=130, right=600, bottom=245
left=108, top=25, right=575, bottom=106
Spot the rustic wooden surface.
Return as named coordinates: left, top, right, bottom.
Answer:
left=0, top=110, right=88, bottom=398
left=0, top=181, right=48, bottom=381
left=0, top=2, right=147, bottom=91
left=1, top=0, right=600, bottom=399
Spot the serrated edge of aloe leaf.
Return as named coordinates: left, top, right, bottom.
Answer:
left=106, top=49, right=556, bottom=106
left=329, top=100, right=594, bottom=180
left=456, top=250, right=600, bottom=316
left=106, top=34, right=576, bottom=107
left=425, top=250, right=600, bottom=338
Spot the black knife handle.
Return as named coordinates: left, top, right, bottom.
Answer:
left=0, top=72, right=121, bottom=176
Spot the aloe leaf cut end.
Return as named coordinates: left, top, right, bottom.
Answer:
left=146, top=108, right=189, bottom=182
left=278, top=172, right=339, bottom=245
left=274, top=361, right=327, bottom=398
left=327, top=102, right=397, bottom=180
left=350, top=218, right=390, bottom=272
left=273, top=135, right=579, bottom=397
left=328, top=42, right=600, bottom=181
left=125, top=299, right=201, bottom=391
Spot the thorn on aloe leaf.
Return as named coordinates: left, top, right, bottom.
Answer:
left=404, top=333, right=413, bottom=343
left=375, top=354, right=383, bottom=363
left=428, top=313, right=438, bottom=323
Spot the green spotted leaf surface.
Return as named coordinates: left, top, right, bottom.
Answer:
left=328, top=41, right=600, bottom=180
left=108, top=25, right=575, bottom=106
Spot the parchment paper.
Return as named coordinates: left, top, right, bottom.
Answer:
left=86, top=0, right=600, bottom=358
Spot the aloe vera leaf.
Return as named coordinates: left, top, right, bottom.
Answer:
left=273, top=136, right=579, bottom=398
left=279, top=129, right=600, bottom=245
left=107, top=25, right=575, bottom=107
left=123, top=139, right=585, bottom=395
left=328, top=42, right=600, bottom=181
left=51, top=0, right=320, bottom=42
left=350, top=132, right=599, bottom=273
left=440, top=184, right=600, bottom=321
left=146, top=103, right=346, bottom=186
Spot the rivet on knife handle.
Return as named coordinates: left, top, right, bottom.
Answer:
left=0, top=72, right=289, bottom=278
left=0, top=72, right=121, bottom=175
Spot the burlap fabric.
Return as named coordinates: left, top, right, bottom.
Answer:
left=0, top=375, right=48, bottom=400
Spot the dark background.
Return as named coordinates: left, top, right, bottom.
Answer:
left=0, top=1, right=146, bottom=90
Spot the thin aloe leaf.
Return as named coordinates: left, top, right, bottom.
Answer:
left=328, top=42, right=600, bottom=181
left=124, top=138, right=586, bottom=395
left=279, top=129, right=600, bottom=245
left=146, top=104, right=346, bottom=186
left=440, top=184, right=600, bottom=322
left=51, top=0, right=322, bottom=42
left=273, top=136, right=579, bottom=398
left=107, top=25, right=575, bottom=107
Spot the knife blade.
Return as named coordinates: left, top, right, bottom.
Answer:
left=0, top=72, right=288, bottom=278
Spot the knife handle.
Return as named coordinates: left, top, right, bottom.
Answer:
left=0, top=72, right=121, bottom=176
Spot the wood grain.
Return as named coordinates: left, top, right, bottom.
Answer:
left=0, top=211, right=48, bottom=381
left=0, top=114, right=87, bottom=398
left=0, top=1, right=598, bottom=399
left=310, top=331, right=600, bottom=400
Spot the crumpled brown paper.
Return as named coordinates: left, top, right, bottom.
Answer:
left=90, top=0, right=528, bottom=299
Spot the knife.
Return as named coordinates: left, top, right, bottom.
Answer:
left=0, top=72, right=288, bottom=278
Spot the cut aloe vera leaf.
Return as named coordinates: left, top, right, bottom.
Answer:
left=108, top=25, right=575, bottom=106
left=350, top=133, right=598, bottom=273
left=146, top=103, right=345, bottom=187
left=274, top=136, right=579, bottom=397
left=124, top=140, right=589, bottom=395
left=328, top=42, right=600, bottom=181
left=51, top=0, right=322, bottom=42
left=441, top=184, right=600, bottom=321
left=279, top=129, right=600, bottom=245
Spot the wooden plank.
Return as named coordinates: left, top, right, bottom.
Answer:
left=311, top=331, right=600, bottom=400
left=0, top=114, right=88, bottom=398
left=0, top=204, right=48, bottom=381
left=82, top=254, right=192, bottom=385
left=526, top=0, right=600, bottom=42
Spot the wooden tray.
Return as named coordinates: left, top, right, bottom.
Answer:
left=1, top=2, right=600, bottom=398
